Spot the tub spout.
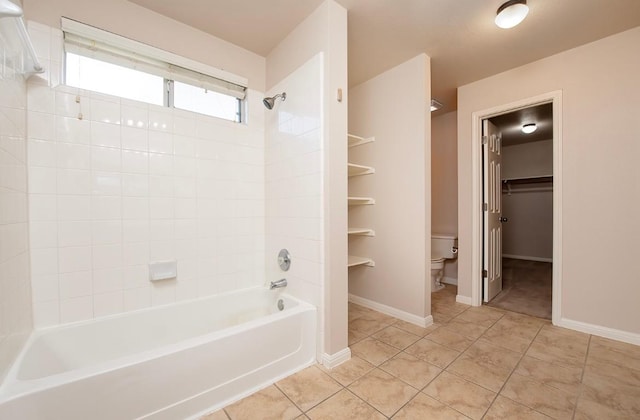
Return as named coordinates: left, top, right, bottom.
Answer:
left=270, top=279, right=287, bottom=289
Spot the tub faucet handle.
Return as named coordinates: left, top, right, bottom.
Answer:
left=270, top=278, right=287, bottom=289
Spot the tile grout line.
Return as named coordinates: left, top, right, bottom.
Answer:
left=480, top=320, right=553, bottom=419
left=571, top=333, right=593, bottom=420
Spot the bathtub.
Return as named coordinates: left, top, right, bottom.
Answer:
left=0, top=287, right=316, bottom=419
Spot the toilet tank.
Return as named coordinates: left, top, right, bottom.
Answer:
left=432, top=234, right=458, bottom=259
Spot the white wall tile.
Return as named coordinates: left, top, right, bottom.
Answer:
left=91, top=196, right=121, bottom=220
left=93, top=291, right=123, bottom=318
left=58, top=246, right=91, bottom=273
left=148, top=108, right=172, bottom=132
left=57, top=168, right=91, bottom=195
left=92, top=220, right=122, bottom=245
left=91, top=146, right=121, bottom=172
left=60, top=296, right=93, bottom=323
left=30, top=248, right=58, bottom=276
left=122, top=150, right=149, bottom=174
left=33, top=300, right=59, bottom=327
left=123, top=242, right=149, bottom=267
left=92, top=244, right=122, bottom=270
left=123, top=265, right=148, bottom=289
left=92, top=267, right=124, bottom=294
left=30, top=221, right=57, bottom=249
left=121, top=104, right=148, bottom=129
left=28, top=139, right=57, bottom=167
left=91, top=122, right=121, bottom=148
left=123, top=197, right=148, bottom=220
left=122, top=127, right=147, bottom=151
left=122, top=174, right=149, bottom=197
left=57, top=195, right=91, bottom=221
left=123, top=286, right=151, bottom=311
left=31, top=274, right=59, bottom=302
left=91, top=171, right=121, bottom=195
left=59, top=271, right=92, bottom=299
left=57, top=142, right=90, bottom=170
left=91, top=98, right=120, bottom=125
left=122, top=220, right=149, bottom=243
left=56, top=116, right=90, bottom=144
left=148, top=131, right=173, bottom=154
left=28, top=166, right=56, bottom=194
left=151, top=281, right=175, bottom=306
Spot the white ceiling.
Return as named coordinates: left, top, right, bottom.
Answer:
left=129, top=0, right=640, bottom=113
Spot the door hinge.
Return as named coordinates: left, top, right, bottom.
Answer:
left=483, top=203, right=488, bottom=211
left=482, top=269, right=488, bottom=278
left=482, top=135, right=488, bottom=145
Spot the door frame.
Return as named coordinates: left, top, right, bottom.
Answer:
left=470, top=91, right=562, bottom=325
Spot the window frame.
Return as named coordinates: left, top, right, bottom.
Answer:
left=61, top=18, right=247, bottom=123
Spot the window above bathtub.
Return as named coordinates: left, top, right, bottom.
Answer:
left=61, top=18, right=247, bottom=123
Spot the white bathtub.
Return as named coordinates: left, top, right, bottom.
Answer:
left=0, top=287, right=316, bottom=419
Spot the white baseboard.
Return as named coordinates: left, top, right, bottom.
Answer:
left=456, top=295, right=473, bottom=305
left=321, top=347, right=351, bottom=369
left=557, top=318, right=640, bottom=346
left=503, top=254, right=553, bottom=263
left=442, top=276, right=457, bottom=286
left=349, top=294, right=433, bottom=328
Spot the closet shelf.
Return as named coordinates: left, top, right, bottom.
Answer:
left=348, top=134, right=375, bottom=148
left=502, top=175, right=553, bottom=185
left=348, top=255, right=375, bottom=268
left=348, top=228, right=375, bottom=237
left=348, top=163, right=375, bottom=177
left=348, top=196, right=375, bottom=206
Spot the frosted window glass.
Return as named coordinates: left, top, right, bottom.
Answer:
left=173, top=81, right=240, bottom=122
left=65, top=53, right=164, bottom=106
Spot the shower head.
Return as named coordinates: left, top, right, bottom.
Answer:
left=263, top=92, right=286, bottom=110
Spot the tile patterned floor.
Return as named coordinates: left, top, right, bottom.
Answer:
left=203, top=285, right=640, bottom=419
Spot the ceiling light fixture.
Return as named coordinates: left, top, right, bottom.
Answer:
left=430, top=99, right=443, bottom=112
left=522, top=123, right=537, bottom=134
left=495, top=0, right=529, bottom=29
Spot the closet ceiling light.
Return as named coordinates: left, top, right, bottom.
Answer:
left=430, top=99, right=443, bottom=112
left=495, top=0, right=529, bottom=29
left=522, top=123, right=537, bottom=134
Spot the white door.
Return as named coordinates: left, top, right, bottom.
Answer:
left=483, top=120, right=503, bottom=302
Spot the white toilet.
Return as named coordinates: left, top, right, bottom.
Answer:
left=431, top=234, right=458, bottom=292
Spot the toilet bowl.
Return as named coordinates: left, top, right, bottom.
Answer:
left=431, top=234, right=458, bottom=292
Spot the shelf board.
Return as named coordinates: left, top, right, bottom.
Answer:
left=502, top=175, right=553, bottom=185
left=348, top=163, right=375, bottom=177
left=348, top=255, right=375, bottom=268
left=348, top=134, right=375, bottom=148
left=348, top=196, right=375, bottom=206
left=348, top=228, right=375, bottom=237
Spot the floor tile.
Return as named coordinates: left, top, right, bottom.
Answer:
left=348, top=368, right=418, bottom=417
left=574, top=393, right=638, bottom=420
left=514, top=355, right=582, bottom=396
left=425, top=327, right=475, bottom=352
left=372, top=325, right=421, bottom=349
left=323, top=356, right=374, bottom=386
left=440, top=319, right=488, bottom=340
left=446, top=355, right=512, bottom=392
left=201, top=410, right=229, bottom=420
left=276, top=365, right=342, bottom=412
left=484, top=395, right=550, bottom=420
left=306, top=389, right=385, bottom=420
left=526, top=325, right=589, bottom=369
left=453, top=306, right=504, bottom=327
left=224, top=385, right=302, bottom=420
left=423, top=371, right=495, bottom=420
left=350, top=337, right=400, bottom=366
left=588, top=336, right=640, bottom=371
left=349, top=317, right=390, bottom=336
left=501, top=373, right=576, bottom=420
left=404, top=338, right=461, bottom=368
left=379, top=351, right=442, bottom=389
left=393, top=319, right=439, bottom=337
left=392, top=392, right=471, bottom=419
left=581, top=371, right=640, bottom=417
left=348, top=329, right=368, bottom=346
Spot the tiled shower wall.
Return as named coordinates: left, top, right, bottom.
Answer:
left=0, top=47, right=32, bottom=376
left=265, top=53, right=324, bottom=351
left=27, top=22, right=266, bottom=327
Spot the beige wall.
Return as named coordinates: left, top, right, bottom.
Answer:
left=23, top=0, right=266, bottom=91
left=349, top=54, right=431, bottom=320
left=266, top=0, right=349, bottom=359
left=431, top=111, right=458, bottom=282
left=458, top=27, right=640, bottom=336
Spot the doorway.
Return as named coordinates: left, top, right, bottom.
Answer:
left=482, top=103, right=553, bottom=319
left=470, top=91, right=562, bottom=325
